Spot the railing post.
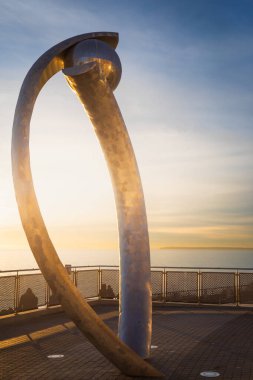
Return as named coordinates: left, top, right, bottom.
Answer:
left=14, top=270, right=19, bottom=314
left=98, top=266, right=102, bottom=299
left=44, top=274, right=47, bottom=307
left=46, top=282, right=50, bottom=308
left=236, top=269, right=239, bottom=306
left=198, top=270, right=201, bottom=305
left=163, top=268, right=166, bottom=303
left=74, top=268, right=78, bottom=288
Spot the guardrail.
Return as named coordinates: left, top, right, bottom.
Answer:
left=0, top=266, right=253, bottom=315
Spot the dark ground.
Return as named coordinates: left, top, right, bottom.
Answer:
left=1, top=304, right=253, bottom=379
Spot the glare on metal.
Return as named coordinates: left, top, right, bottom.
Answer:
left=11, top=32, right=161, bottom=377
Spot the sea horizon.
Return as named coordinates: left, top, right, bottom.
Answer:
left=160, top=246, right=253, bottom=250
left=1, top=247, right=253, bottom=272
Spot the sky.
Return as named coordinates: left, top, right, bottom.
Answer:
left=0, top=0, right=253, bottom=253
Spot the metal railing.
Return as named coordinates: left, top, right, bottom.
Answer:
left=0, top=265, right=253, bottom=316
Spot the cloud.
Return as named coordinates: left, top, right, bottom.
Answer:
left=0, top=0, right=253, bottom=253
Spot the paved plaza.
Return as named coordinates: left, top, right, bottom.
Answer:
left=1, top=304, right=253, bottom=379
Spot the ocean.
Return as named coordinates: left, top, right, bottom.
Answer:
left=1, top=248, right=253, bottom=271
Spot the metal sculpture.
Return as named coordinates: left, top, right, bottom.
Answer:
left=12, top=32, right=161, bottom=377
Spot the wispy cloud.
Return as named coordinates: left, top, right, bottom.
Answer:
left=0, top=0, right=253, bottom=252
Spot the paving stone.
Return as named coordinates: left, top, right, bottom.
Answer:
left=1, top=305, right=253, bottom=379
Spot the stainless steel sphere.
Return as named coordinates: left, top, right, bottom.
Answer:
left=64, top=39, right=122, bottom=90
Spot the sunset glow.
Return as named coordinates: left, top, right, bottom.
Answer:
left=1, top=0, right=253, bottom=256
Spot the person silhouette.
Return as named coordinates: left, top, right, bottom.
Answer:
left=99, top=283, right=107, bottom=298
left=106, top=285, right=115, bottom=299
left=18, top=287, right=38, bottom=311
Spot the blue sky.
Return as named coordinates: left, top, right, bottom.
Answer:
left=0, top=0, right=253, bottom=251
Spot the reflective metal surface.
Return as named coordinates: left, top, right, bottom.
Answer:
left=11, top=32, right=160, bottom=377
left=63, top=39, right=152, bottom=359
left=64, top=39, right=122, bottom=90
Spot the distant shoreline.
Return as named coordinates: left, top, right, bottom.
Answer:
left=159, top=247, right=253, bottom=250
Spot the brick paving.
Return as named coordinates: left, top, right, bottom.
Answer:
left=1, top=304, right=253, bottom=379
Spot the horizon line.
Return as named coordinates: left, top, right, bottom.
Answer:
left=160, top=246, right=253, bottom=250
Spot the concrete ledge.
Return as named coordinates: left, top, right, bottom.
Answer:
left=152, top=300, right=253, bottom=311
left=0, top=305, right=64, bottom=327
left=1, top=298, right=252, bottom=327
left=0, top=299, right=119, bottom=327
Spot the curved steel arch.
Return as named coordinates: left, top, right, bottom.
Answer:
left=12, top=32, right=160, bottom=377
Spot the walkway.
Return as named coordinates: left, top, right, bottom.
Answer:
left=1, top=304, right=253, bottom=379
